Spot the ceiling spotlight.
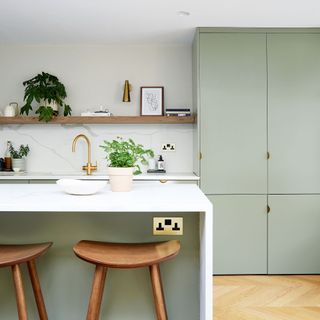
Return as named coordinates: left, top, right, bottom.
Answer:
left=177, top=11, right=190, bottom=16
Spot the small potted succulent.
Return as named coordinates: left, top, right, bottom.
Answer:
left=100, top=137, right=154, bottom=192
left=20, top=72, right=72, bottom=122
left=9, top=143, right=30, bottom=172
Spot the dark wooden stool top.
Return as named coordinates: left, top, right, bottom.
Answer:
left=73, top=240, right=180, bottom=268
left=0, top=243, right=52, bottom=267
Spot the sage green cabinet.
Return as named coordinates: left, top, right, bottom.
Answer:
left=29, top=180, right=57, bottom=184
left=209, top=195, right=267, bottom=274
left=199, top=33, right=267, bottom=194
left=195, top=28, right=320, bottom=275
left=0, top=180, right=28, bottom=184
left=268, top=34, right=320, bottom=193
left=268, top=195, right=320, bottom=274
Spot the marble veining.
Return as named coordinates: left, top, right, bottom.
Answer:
left=0, top=124, right=193, bottom=173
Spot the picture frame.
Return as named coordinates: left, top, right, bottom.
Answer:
left=140, top=87, right=164, bottom=116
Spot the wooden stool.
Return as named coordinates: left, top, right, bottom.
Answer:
left=73, top=240, right=180, bottom=320
left=0, top=242, right=52, bottom=320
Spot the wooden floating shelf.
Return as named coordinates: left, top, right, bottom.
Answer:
left=0, top=116, right=195, bottom=125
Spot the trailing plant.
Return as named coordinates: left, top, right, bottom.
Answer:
left=100, top=137, right=154, bottom=175
left=9, top=143, right=30, bottom=159
left=20, top=72, right=72, bottom=122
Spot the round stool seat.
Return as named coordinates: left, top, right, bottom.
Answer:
left=0, top=242, right=52, bottom=267
left=0, top=242, right=52, bottom=320
left=73, top=240, right=180, bottom=268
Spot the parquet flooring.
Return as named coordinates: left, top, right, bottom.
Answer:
left=213, top=275, right=320, bottom=320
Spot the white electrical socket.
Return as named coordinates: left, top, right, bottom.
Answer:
left=153, top=217, right=183, bottom=235
left=161, top=143, right=176, bottom=152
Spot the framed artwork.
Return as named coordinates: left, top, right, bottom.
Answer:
left=140, top=87, right=164, bottom=116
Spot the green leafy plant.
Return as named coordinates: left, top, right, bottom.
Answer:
left=9, top=143, right=30, bottom=159
left=20, top=72, right=72, bottom=122
left=100, top=137, right=154, bottom=175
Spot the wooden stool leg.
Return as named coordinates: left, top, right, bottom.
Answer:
left=27, top=260, right=48, bottom=320
left=149, top=264, right=168, bottom=320
left=86, top=265, right=107, bottom=320
left=12, top=264, right=28, bottom=320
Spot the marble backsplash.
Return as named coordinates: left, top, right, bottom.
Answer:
left=0, top=124, right=193, bottom=173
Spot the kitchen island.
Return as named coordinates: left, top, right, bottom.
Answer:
left=0, top=183, right=212, bottom=320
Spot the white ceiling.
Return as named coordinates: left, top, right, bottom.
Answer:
left=1, top=0, right=320, bottom=44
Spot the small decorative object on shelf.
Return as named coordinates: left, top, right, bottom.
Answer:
left=140, top=86, right=164, bottom=116
left=3, top=102, right=19, bottom=117
left=100, top=137, right=154, bottom=192
left=165, top=108, right=191, bottom=117
left=81, top=106, right=112, bottom=117
left=20, top=72, right=72, bottom=122
left=9, top=142, right=30, bottom=172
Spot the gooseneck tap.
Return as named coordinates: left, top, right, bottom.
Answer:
left=72, top=134, right=97, bottom=175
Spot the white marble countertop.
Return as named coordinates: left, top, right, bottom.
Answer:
left=0, top=183, right=209, bottom=212
left=0, top=171, right=199, bottom=181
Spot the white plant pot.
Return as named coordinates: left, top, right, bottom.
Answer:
left=40, top=99, right=59, bottom=113
left=107, top=167, right=133, bottom=192
left=12, top=158, right=26, bottom=172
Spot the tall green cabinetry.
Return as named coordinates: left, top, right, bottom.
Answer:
left=193, top=28, right=320, bottom=274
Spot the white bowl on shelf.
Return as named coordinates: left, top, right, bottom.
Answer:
left=56, top=179, right=106, bottom=195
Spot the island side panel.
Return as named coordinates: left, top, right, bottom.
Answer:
left=200, top=205, right=213, bottom=320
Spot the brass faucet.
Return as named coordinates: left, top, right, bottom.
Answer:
left=72, top=134, right=97, bottom=175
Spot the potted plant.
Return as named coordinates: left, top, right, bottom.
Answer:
left=100, top=137, right=154, bottom=192
left=20, top=72, right=72, bottom=122
left=9, top=143, right=30, bottom=172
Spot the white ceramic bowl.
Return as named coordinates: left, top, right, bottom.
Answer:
left=56, top=179, right=106, bottom=195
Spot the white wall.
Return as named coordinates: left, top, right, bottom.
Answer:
left=0, top=45, right=192, bottom=115
left=0, top=45, right=193, bottom=173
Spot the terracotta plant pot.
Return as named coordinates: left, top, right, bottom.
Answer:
left=107, top=167, right=133, bottom=192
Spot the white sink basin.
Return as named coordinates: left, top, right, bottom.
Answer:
left=56, top=179, right=107, bottom=195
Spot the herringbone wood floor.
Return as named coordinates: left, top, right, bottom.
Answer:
left=214, top=275, right=320, bottom=320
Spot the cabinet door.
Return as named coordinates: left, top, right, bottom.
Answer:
left=209, top=195, right=267, bottom=274
left=268, top=34, right=320, bottom=193
left=200, top=33, right=267, bottom=194
left=268, top=195, right=320, bottom=274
